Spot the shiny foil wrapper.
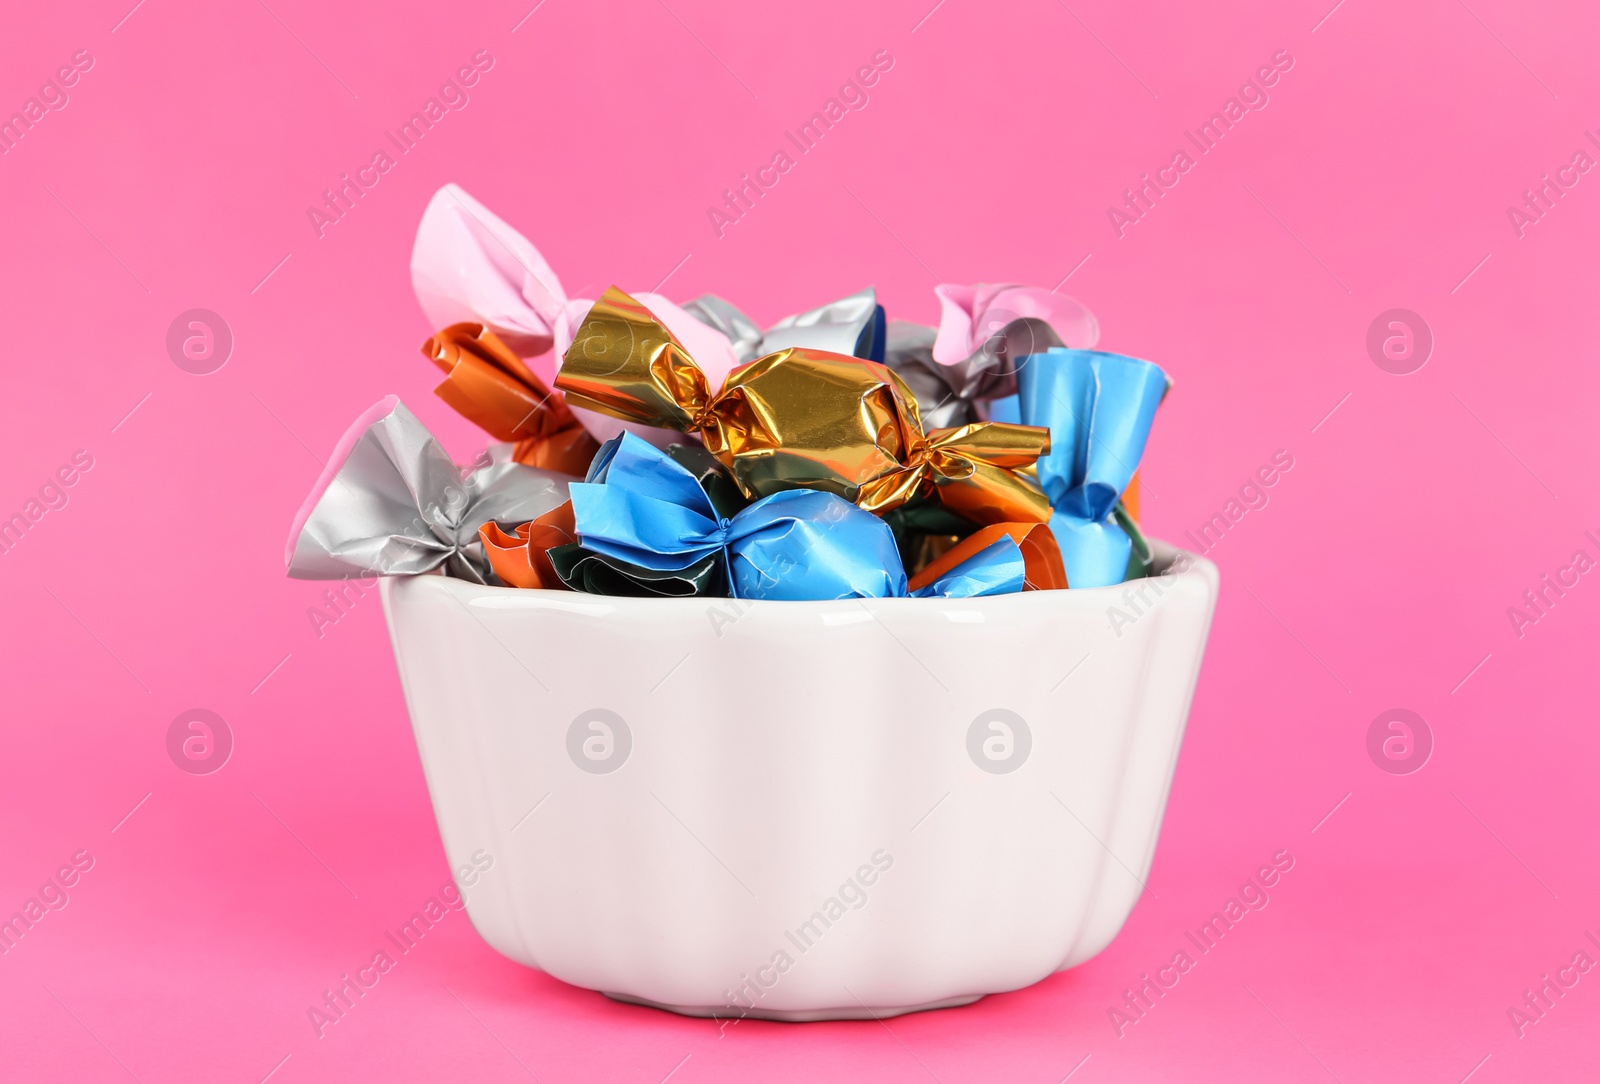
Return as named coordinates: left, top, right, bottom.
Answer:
left=479, top=501, right=577, bottom=589
left=567, top=433, right=905, bottom=601
left=882, top=498, right=976, bottom=575
left=481, top=434, right=1043, bottom=600
left=481, top=433, right=910, bottom=600
left=1015, top=348, right=1170, bottom=588
left=884, top=281, right=1098, bottom=428
left=285, top=396, right=569, bottom=584
left=874, top=421, right=1053, bottom=526
left=682, top=288, right=885, bottom=363
left=482, top=443, right=753, bottom=597
left=422, top=322, right=600, bottom=476
left=549, top=543, right=726, bottom=597
left=906, top=522, right=1068, bottom=593
left=557, top=287, right=1053, bottom=526
left=884, top=317, right=1061, bottom=429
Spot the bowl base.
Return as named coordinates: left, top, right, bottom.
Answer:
left=602, top=991, right=984, bottom=1021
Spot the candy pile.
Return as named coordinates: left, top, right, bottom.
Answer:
left=285, top=185, right=1170, bottom=599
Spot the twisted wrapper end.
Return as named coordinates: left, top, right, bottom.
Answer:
left=479, top=501, right=577, bottom=589
left=1015, top=348, right=1170, bottom=588
left=284, top=397, right=569, bottom=585
left=410, top=183, right=569, bottom=365
left=906, top=521, right=1068, bottom=594
left=556, top=288, right=1053, bottom=526
left=856, top=420, right=1053, bottom=525
left=885, top=316, right=1064, bottom=429
left=422, top=323, right=600, bottom=476
left=556, top=286, right=718, bottom=443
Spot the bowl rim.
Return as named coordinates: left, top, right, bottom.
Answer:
left=384, top=538, right=1216, bottom=614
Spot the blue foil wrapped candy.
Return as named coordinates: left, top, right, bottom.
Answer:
left=570, top=433, right=904, bottom=600
left=566, top=433, right=1034, bottom=600
left=906, top=530, right=1027, bottom=598
left=1015, top=349, right=1169, bottom=588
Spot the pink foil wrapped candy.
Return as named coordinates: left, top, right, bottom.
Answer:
left=410, top=183, right=740, bottom=446
left=885, top=283, right=1101, bottom=429
left=932, top=283, right=1100, bottom=365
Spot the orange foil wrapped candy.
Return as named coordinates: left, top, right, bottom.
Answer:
left=907, top=522, right=1068, bottom=594
left=422, top=323, right=600, bottom=477
left=479, top=502, right=577, bottom=589
left=557, top=287, right=1053, bottom=526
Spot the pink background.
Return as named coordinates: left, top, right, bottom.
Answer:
left=2, top=0, right=1596, bottom=1079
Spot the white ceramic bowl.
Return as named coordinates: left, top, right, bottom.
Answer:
left=381, top=542, right=1218, bottom=1021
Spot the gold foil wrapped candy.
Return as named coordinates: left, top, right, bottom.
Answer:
left=556, top=287, right=1053, bottom=526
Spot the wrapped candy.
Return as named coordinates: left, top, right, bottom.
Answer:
left=682, top=288, right=885, bottom=363
left=1015, top=349, right=1169, bottom=588
left=885, top=320, right=1050, bottom=430
left=552, top=294, right=740, bottom=449
left=932, top=284, right=1099, bottom=364
left=285, top=396, right=568, bottom=584
left=479, top=503, right=577, bottom=589
left=886, top=283, right=1099, bottom=428
left=410, top=183, right=739, bottom=447
left=483, top=434, right=1055, bottom=599
left=421, top=323, right=599, bottom=476
left=547, top=536, right=725, bottom=597
left=905, top=522, right=1068, bottom=596
left=410, top=183, right=567, bottom=360
left=657, top=442, right=749, bottom=518
left=563, top=433, right=906, bottom=600
left=483, top=443, right=751, bottom=596
left=881, top=497, right=978, bottom=574
left=557, top=287, right=1054, bottom=526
